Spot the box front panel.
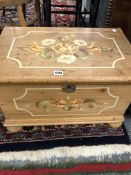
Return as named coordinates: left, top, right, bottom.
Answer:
left=0, top=84, right=130, bottom=127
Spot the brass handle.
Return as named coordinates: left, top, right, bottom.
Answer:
left=62, top=84, right=76, bottom=93
left=84, top=99, right=96, bottom=108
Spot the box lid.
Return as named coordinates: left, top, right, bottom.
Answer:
left=0, top=27, right=131, bottom=84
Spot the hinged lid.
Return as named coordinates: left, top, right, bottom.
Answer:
left=0, top=27, right=131, bottom=84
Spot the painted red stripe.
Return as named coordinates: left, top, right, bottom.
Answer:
left=0, top=163, right=131, bottom=175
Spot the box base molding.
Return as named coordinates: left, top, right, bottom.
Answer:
left=3, top=115, right=124, bottom=132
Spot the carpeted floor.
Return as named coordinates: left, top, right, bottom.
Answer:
left=0, top=123, right=129, bottom=152
left=0, top=144, right=131, bottom=174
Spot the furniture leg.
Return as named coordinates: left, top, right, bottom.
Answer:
left=75, top=0, right=82, bottom=26
left=2, top=7, right=6, bottom=17
left=90, top=0, right=100, bottom=27
left=22, top=3, right=26, bottom=18
left=17, top=5, right=27, bottom=26
left=6, top=126, right=22, bottom=132
left=35, top=0, right=43, bottom=26
left=108, top=122, right=122, bottom=128
left=44, top=0, right=51, bottom=26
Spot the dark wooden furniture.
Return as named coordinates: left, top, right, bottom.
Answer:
left=99, top=0, right=131, bottom=42
left=110, top=0, right=131, bottom=42
left=43, top=0, right=82, bottom=26
left=90, top=0, right=100, bottom=27
left=43, top=0, right=92, bottom=27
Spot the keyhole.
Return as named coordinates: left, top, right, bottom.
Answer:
left=67, top=85, right=71, bottom=91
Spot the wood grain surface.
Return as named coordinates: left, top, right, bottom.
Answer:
left=0, top=27, right=131, bottom=84
left=0, top=84, right=130, bottom=127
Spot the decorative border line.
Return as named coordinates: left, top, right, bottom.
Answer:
left=7, top=31, right=125, bottom=69
left=13, top=87, right=119, bottom=116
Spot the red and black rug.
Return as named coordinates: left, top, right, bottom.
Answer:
left=0, top=123, right=129, bottom=152
left=1, top=163, right=131, bottom=175
left=0, top=144, right=131, bottom=174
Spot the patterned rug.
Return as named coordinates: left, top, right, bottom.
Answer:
left=51, top=0, right=76, bottom=26
left=0, top=123, right=129, bottom=152
left=0, top=144, right=131, bottom=174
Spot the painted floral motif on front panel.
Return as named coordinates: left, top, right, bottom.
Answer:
left=36, top=97, right=96, bottom=112
left=13, top=87, right=119, bottom=116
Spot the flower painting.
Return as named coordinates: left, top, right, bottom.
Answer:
left=18, top=34, right=113, bottom=65
left=57, top=54, right=77, bottom=64
left=36, top=97, right=96, bottom=112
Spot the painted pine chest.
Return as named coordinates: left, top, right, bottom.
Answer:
left=0, top=27, right=131, bottom=132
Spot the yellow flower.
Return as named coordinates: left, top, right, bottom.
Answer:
left=52, top=43, right=67, bottom=53
left=52, top=43, right=78, bottom=54
left=64, top=44, right=78, bottom=54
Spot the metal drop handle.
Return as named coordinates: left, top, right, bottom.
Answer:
left=62, top=84, right=76, bottom=93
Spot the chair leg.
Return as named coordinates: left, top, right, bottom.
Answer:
left=17, top=5, right=27, bottom=26
left=0, top=27, right=2, bottom=34
left=44, top=0, right=51, bottom=27
left=22, top=4, right=26, bottom=19
left=35, top=0, right=43, bottom=26
left=90, top=0, right=100, bottom=27
left=75, top=0, right=82, bottom=26
left=2, top=7, right=6, bottom=17
left=43, top=2, right=47, bottom=26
